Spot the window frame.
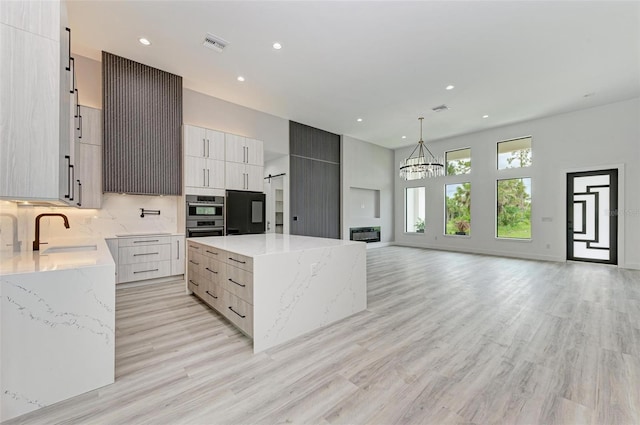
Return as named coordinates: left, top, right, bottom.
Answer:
left=445, top=147, right=472, bottom=176
left=497, top=136, right=532, bottom=170
left=444, top=182, right=471, bottom=237
left=404, top=186, right=426, bottom=234
left=495, top=177, right=532, bottom=240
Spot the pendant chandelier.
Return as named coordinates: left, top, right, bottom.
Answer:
left=399, top=117, right=444, bottom=180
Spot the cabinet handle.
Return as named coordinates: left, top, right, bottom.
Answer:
left=207, top=169, right=210, bottom=187
left=189, top=279, right=199, bottom=286
left=64, top=155, right=71, bottom=198
left=69, top=57, right=75, bottom=94
left=133, top=239, right=159, bottom=243
left=75, top=90, right=80, bottom=118
left=134, top=268, right=159, bottom=274
left=228, top=257, right=246, bottom=264
left=76, top=180, right=82, bottom=207
left=189, top=259, right=199, bottom=265
left=229, top=306, right=246, bottom=318
left=69, top=164, right=75, bottom=201
left=176, top=240, right=180, bottom=260
left=205, top=250, right=218, bottom=255
left=203, top=169, right=206, bottom=187
left=65, top=27, right=71, bottom=71
left=78, top=115, right=82, bottom=139
left=206, top=290, right=218, bottom=299
left=228, top=278, right=246, bottom=288
left=205, top=267, right=218, bottom=274
left=207, top=139, right=210, bottom=158
left=133, top=252, right=159, bottom=256
left=203, top=138, right=206, bottom=157
left=190, top=245, right=200, bottom=250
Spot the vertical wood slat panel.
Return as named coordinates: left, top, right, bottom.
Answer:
left=102, top=51, right=182, bottom=195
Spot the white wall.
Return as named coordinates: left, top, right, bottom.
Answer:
left=394, top=97, right=640, bottom=269
left=264, top=155, right=290, bottom=234
left=342, top=135, right=394, bottom=245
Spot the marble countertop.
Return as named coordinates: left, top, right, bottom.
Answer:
left=0, top=237, right=115, bottom=276
left=188, top=233, right=364, bottom=257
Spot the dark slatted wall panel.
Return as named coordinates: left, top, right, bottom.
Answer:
left=289, top=121, right=341, bottom=239
left=102, top=51, right=182, bottom=195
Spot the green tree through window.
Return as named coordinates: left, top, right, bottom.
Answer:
left=445, top=183, right=471, bottom=235
left=497, top=177, right=531, bottom=238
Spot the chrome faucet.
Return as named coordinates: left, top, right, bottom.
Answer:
left=33, top=213, right=70, bottom=251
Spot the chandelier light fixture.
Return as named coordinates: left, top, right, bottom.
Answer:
left=399, top=117, right=445, bottom=180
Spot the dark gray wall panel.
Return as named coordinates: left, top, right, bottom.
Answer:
left=290, top=121, right=341, bottom=239
left=102, top=52, right=182, bottom=195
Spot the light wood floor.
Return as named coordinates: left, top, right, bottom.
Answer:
left=6, top=246, right=640, bottom=424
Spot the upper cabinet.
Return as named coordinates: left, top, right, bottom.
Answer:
left=74, top=106, right=102, bottom=209
left=225, top=134, right=264, bottom=166
left=184, top=126, right=224, bottom=160
left=0, top=0, right=74, bottom=202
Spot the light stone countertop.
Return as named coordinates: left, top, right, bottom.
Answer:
left=188, top=233, right=364, bottom=257
left=0, top=237, right=115, bottom=276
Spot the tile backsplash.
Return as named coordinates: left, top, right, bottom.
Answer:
left=0, top=194, right=181, bottom=253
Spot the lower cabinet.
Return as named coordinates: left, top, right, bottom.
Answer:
left=187, top=241, right=254, bottom=337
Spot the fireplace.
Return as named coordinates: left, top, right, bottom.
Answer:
left=350, top=227, right=381, bottom=243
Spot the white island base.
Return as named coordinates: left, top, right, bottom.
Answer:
left=186, top=234, right=367, bottom=353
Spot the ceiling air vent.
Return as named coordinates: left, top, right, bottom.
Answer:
left=203, top=33, right=229, bottom=52
left=432, top=104, right=449, bottom=112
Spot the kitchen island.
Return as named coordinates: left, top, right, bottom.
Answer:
left=0, top=238, right=115, bottom=422
left=186, top=234, right=366, bottom=352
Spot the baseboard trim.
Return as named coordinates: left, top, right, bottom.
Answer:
left=366, top=242, right=392, bottom=249
left=391, top=242, right=564, bottom=263
left=117, top=274, right=185, bottom=289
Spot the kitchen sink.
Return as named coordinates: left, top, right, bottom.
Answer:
left=43, top=244, right=98, bottom=254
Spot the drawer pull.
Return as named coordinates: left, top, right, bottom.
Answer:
left=134, top=268, right=159, bottom=274
left=189, top=279, right=199, bottom=287
left=205, top=267, right=218, bottom=274
left=206, top=250, right=218, bottom=255
left=190, top=245, right=200, bottom=250
left=229, top=257, right=246, bottom=264
left=228, top=278, right=246, bottom=288
left=228, top=306, right=246, bottom=318
left=205, top=290, right=218, bottom=299
left=133, top=252, right=159, bottom=256
left=133, top=239, right=159, bottom=243
left=189, top=260, right=199, bottom=265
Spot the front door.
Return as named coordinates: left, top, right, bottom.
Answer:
left=567, top=169, right=618, bottom=264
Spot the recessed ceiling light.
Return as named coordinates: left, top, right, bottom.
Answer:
left=356, top=118, right=363, bottom=122
left=237, top=76, right=245, bottom=82
left=446, top=85, right=455, bottom=90
left=402, top=136, right=407, bottom=139
left=138, top=38, right=151, bottom=46
left=273, top=42, right=282, bottom=50
left=482, top=115, right=489, bottom=119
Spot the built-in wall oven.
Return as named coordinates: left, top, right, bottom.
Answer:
left=186, top=195, right=224, bottom=238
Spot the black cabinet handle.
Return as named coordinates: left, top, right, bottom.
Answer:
left=189, top=260, right=199, bottom=265
left=189, top=279, right=199, bottom=287
left=76, top=180, right=82, bottom=207
left=65, top=27, right=71, bottom=71
left=190, top=245, right=200, bottom=250
left=229, top=257, right=246, bottom=264
left=78, top=115, right=82, bottom=139
left=64, top=155, right=71, bottom=198
left=206, top=250, right=218, bottom=255
left=206, top=290, right=218, bottom=299
left=69, top=57, right=75, bottom=94
left=205, top=267, right=218, bottom=274
left=75, top=90, right=80, bottom=118
left=228, top=278, right=246, bottom=288
left=228, top=306, right=246, bottom=318
left=69, top=164, right=75, bottom=201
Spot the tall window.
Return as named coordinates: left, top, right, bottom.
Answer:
left=405, top=187, right=425, bottom=233
left=497, top=137, right=532, bottom=169
left=497, top=178, right=531, bottom=239
left=446, top=148, right=471, bottom=175
left=445, top=183, right=471, bottom=235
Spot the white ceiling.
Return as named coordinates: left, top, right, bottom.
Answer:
left=68, top=1, right=640, bottom=150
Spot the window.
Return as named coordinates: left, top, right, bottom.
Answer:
left=497, top=137, right=532, bottom=169
left=445, top=183, right=471, bottom=235
left=405, top=187, right=425, bottom=233
left=446, top=148, right=471, bottom=175
left=497, top=178, right=531, bottom=239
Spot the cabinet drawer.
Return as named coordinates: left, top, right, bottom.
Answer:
left=119, top=244, right=171, bottom=265
left=222, top=289, right=253, bottom=337
left=118, top=236, right=171, bottom=247
left=119, top=261, right=172, bottom=283
left=223, top=265, right=253, bottom=304
left=202, top=257, right=224, bottom=284
left=188, top=241, right=203, bottom=252
left=226, top=252, right=253, bottom=272
left=202, top=281, right=222, bottom=310
left=202, top=246, right=224, bottom=261
left=188, top=251, right=205, bottom=274
left=187, top=272, right=205, bottom=296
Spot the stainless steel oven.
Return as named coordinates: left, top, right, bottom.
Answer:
left=186, top=195, right=224, bottom=238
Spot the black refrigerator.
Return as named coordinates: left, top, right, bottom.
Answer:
left=225, top=190, right=266, bottom=235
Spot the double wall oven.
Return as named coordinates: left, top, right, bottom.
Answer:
left=186, top=195, right=224, bottom=238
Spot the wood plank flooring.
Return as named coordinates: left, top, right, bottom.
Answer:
left=6, top=246, right=640, bottom=424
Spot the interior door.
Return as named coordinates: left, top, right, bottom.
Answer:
left=567, top=169, right=618, bottom=264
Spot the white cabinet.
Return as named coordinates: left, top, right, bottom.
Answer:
left=184, top=125, right=225, bottom=196
left=225, top=134, right=263, bottom=166
left=171, top=235, right=185, bottom=275
left=0, top=0, right=73, bottom=202
left=184, top=125, right=224, bottom=160
left=225, top=134, right=264, bottom=192
left=185, top=157, right=225, bottom=191
left=74, top=106, right=102, bottom=209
